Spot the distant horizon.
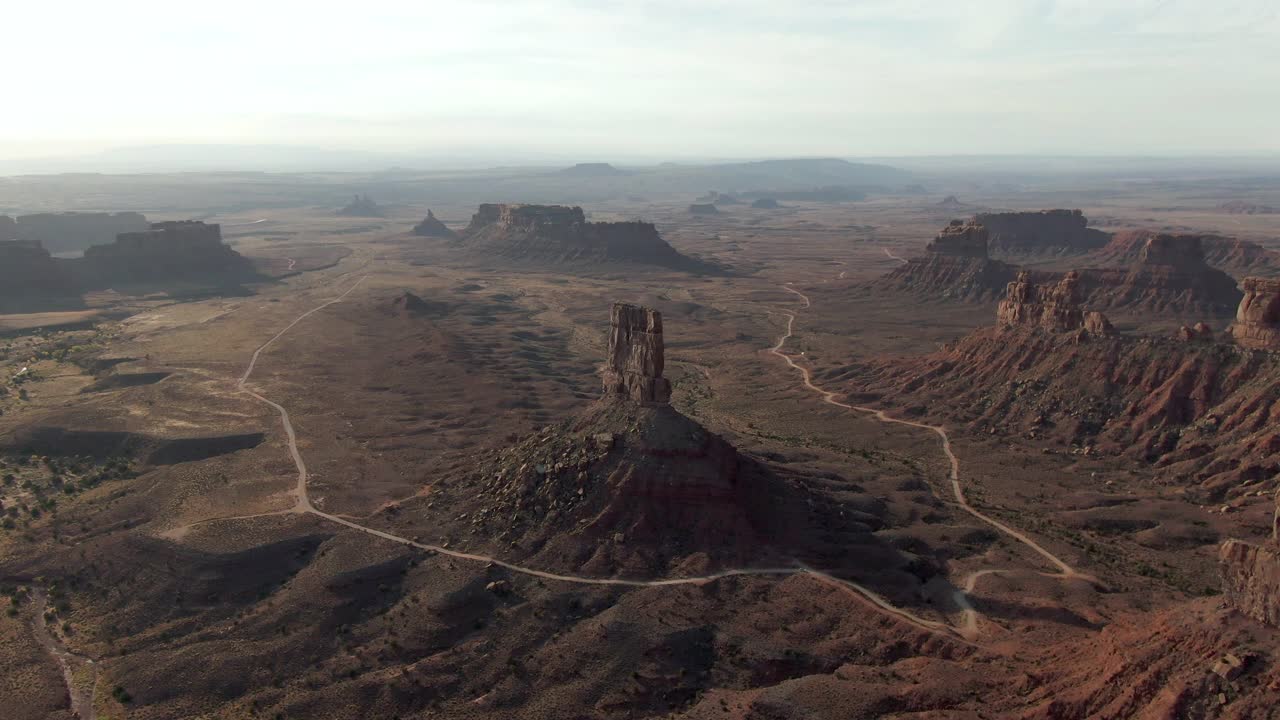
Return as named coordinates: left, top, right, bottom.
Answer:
left=3, top=1, right=1278, bottom=167
left=4, top=143, right=1280, bottom=178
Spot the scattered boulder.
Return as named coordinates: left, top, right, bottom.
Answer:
left=1176, top=322, right=1214, bottom=342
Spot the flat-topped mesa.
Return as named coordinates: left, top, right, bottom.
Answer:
left=997, top=270, right=1112, bottom=334
left=1231, top=277, right=1280, bottom=350
left=1136, top=233, right=1209, bottom=268
left=976, top=209, right=1109, bottom=257
left=467, top=203, right=585, bottom=233
left=460, top=203, right=704, bottom=271
left=602, top=303, right=671, bottom=404
left=82, top=220, right=252, bottom=283
left=926, top=219, right=989, bottom=258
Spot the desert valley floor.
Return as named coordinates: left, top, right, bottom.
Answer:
left=3, top=178, right=1280, bottom=719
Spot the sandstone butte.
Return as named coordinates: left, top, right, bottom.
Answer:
left=411, top=209, right=456, bottom=238
left=601, top=303, right=671, bottom=404
left=879, top=219, right=1018, bottom=301
left=1230, top=277, right=1280, bottom=351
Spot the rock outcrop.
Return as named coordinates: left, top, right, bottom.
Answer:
left=1074, top=234, right=1243, bottom=317
left=601, top=303, right=670, bottom=404
left=843, top=281, right=1280, bottom=499
left=337, top=194, right=384, bottom=217
left=978, top=209, right=1109, bottom=258
left=0, top=212, right=149, bottom=255
left=411, top=210, right=456, bottom=238
left=750, top=197, right=779, bottom=209
left=876, top=220, right=1017, bottom=301
left=1093, top=230, right=1280, bottom=279
left=996, top=271, right=1116, bottom=336
left=460, top=203, right=710, bottom=271
left=689, top=203, right=720, bottom=215
left=80, top=221, right=254, bottom=285
left=1221, top=539, right=1280, bottom=626
left=1230, top=277, right=1280, bottom=350
left=927, top=219, right=989, bottom=256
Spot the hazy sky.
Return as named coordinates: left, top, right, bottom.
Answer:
left=3, top=0, right=1278, bottom=160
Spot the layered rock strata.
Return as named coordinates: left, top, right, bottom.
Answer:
left=978, top=209, right=1109, bottom=258
left=601, top=303, right=670, bottom=404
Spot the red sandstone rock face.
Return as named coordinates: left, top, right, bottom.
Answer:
left=1231, top=277, right=1280, bottom=350
left=602, top=303, right=671, bottom=404
left=977, top=209, right=1109, bottom=258
left=841, top=301, right=1280, bottom=498
left=996, top=271, right=1112, bottom=334
left=1221, top=540, right=1280, bottom=626
left=927, top=219, right=989, bottom=257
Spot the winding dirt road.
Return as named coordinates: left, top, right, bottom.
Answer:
left=882, top=248, right=908, bottom=264
left=229, top=275, right=966, bottom=641
left=769, top=284, right=1096, bottom=634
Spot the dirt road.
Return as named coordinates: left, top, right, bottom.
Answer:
left=769, top=284, right=1098, bottom=636
left=231, top=275, right=967, bottom=641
